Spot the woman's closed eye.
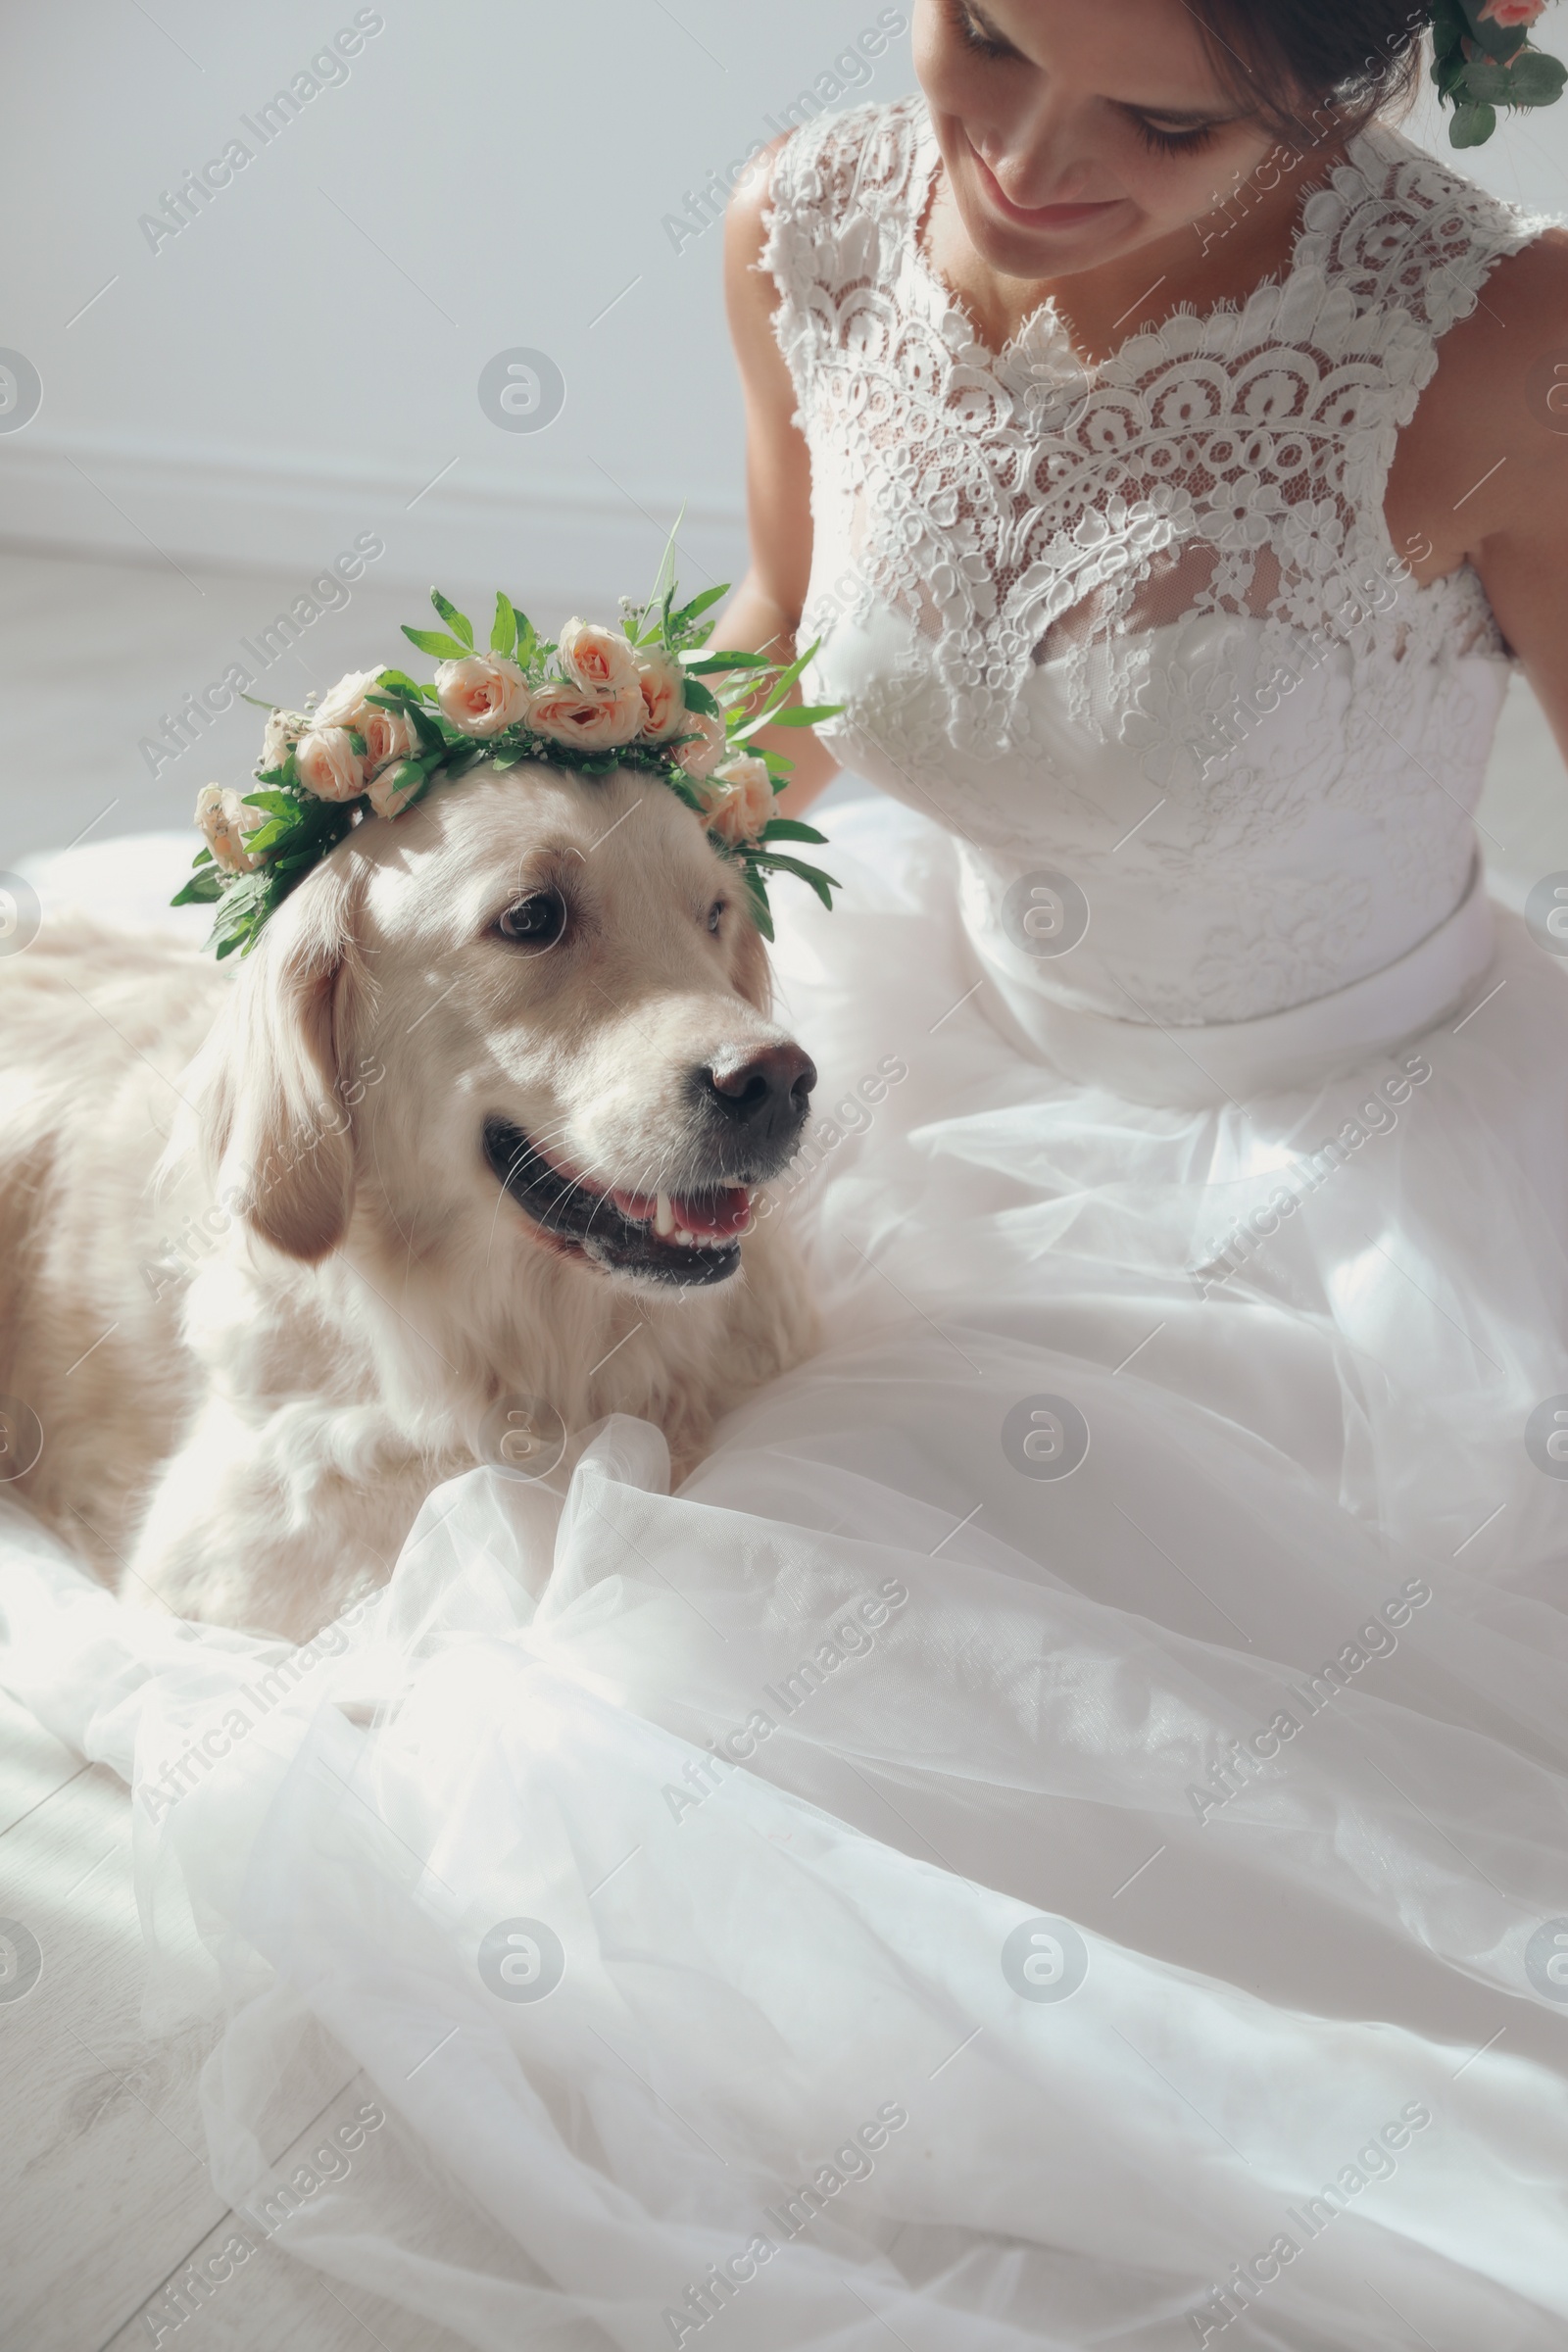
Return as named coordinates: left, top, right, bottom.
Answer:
left=1129, top=115, right=1222, bottom=157
left=952, top=0, right=1014, bottom=58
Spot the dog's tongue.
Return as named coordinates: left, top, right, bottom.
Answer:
left=609, top=1183, right=751, bottom=1239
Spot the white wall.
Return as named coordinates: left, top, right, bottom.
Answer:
left=0, top=0, right=918, bottom=610
left=1, top=4, right=1562, bottom=607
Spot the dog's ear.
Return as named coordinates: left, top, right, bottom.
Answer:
left=196, top=861, right=368, bottom=1264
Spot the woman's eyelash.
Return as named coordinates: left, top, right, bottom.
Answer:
left=952, top=7, right=1224, bottom=155
left=953, top=3, right=1012, bottom=57
left=1132, top=117, right=1220, bottom=156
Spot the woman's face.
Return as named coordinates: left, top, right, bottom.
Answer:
left=913, top=0, right=1323, bottom=278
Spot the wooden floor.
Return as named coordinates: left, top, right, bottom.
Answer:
left=1, top=537, right=1565, bottom=2351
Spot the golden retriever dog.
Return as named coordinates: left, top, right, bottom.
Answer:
left=0, top=765, right=818, bottom=1639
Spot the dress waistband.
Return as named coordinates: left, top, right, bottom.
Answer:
left=966, top=858, right=1496, bottom=1109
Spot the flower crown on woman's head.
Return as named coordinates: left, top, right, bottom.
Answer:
left=175, top=541, right=841, bottom=957
left=1429, top=0, right=1564, bottom=143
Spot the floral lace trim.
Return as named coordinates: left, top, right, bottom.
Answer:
left=760, top=95, right=1557, bottom=761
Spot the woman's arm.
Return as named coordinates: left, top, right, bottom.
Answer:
left=1402, top=229, right=1568, bottom=770
left=707, top=135, right=842, bottom=821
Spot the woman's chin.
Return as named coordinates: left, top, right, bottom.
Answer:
left=955, top=190, right=1144, bottom=284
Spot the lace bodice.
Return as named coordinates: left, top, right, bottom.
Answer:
left=762, top=96, right=1558, bottom=1027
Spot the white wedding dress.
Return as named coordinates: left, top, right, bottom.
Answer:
left=8, top=95, right=1568, bottom=2352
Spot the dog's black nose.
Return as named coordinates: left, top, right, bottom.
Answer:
left=701, top=1043, right=816, bottom=1141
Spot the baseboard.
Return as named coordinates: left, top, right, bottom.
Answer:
left=0, top=431, right=750, bottom=611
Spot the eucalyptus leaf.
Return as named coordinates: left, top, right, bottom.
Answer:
left=1449, top=97, right=1496, bottom=143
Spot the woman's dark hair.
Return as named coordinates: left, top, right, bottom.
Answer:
left=1185, top=1, right=1431, bottom=149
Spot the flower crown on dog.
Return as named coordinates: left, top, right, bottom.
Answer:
left=1429, top=0, right=1564, bottom=143
left=175, top=541, right=841, bottom=958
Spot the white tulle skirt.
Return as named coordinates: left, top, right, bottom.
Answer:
left=6, top=799, right=1568, bottom=2350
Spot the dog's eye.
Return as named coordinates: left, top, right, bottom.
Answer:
left=707, top=900, right=724, bottom=936
left=495, top=890, right=566, bottom=949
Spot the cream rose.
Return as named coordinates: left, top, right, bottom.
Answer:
left=702, top=754, right=774, bottom=847
left=315, top=666, right=386, bottom=730
left=671, top=706, right=728, bottom=781
left=558, top=617, right=639, bottom=698
left=363, top=706, right=419, bottom=776
left=262, top=707, right=310, bottom=771
left=528, top=678, right=644, bottom=752
left=634, top=648, right=688, bottom=741
left=367, top=761, right=423, bottom=820
left=294, top=726, right=366, bottom=803
left=195, top=783, right=266, bottom=874
left=434, top=653, right=531, bottom=738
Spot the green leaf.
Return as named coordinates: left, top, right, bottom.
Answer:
left=1465, top=49, right=1565, bottom=104
left=680, top=675, right=721, bottom=716
left=737, top=861, right=774, bottom=942
left=370, top=667, right=435, bottom=703
left=667, top=582, right=728, bottom=638
left=759, top=817, right=829, bottom=845
left=731, top=636, right=823, bottom=736
left=514, top=609, right=539, bottom=669
left=491, top=591, right=518, bottom=656
left=1449, top=96, right=1496, bottom=143
left=681, top=648, right=768, bottom=673
left=205, top=869, right=270, bottom=950
left=760, top=702, right=842, bottom=728
left=430, top=588, right=473, bottom=648
left=648, top=502, right=687, bottom=619
left=749, top=850, right=840, bottom=910
left=191, top=845, right=214, bottom=867
left=402, top=624, right=473, bottom=662
left=171, top=869, right=226, bottom=906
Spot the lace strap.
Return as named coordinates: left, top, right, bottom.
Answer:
left=759, top=98, right=921, bottom=424
left=1315, top=122, right=1560, bottom=396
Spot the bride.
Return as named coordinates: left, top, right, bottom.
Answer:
left=8, top=3, right=1568, bottom=2346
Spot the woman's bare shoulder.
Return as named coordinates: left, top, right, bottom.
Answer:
left=724, top=132, right=796, bottom=293
left=1390, top=223, right=1568, bottom=566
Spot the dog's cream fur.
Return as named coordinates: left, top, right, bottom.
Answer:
left=0, top=767, right=817, bottom=1638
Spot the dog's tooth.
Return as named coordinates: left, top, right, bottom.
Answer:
left=655, top=1192, right=674, bottom=1238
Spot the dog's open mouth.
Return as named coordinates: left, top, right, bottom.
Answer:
left=483, top=1116, right=753, bottom=1286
